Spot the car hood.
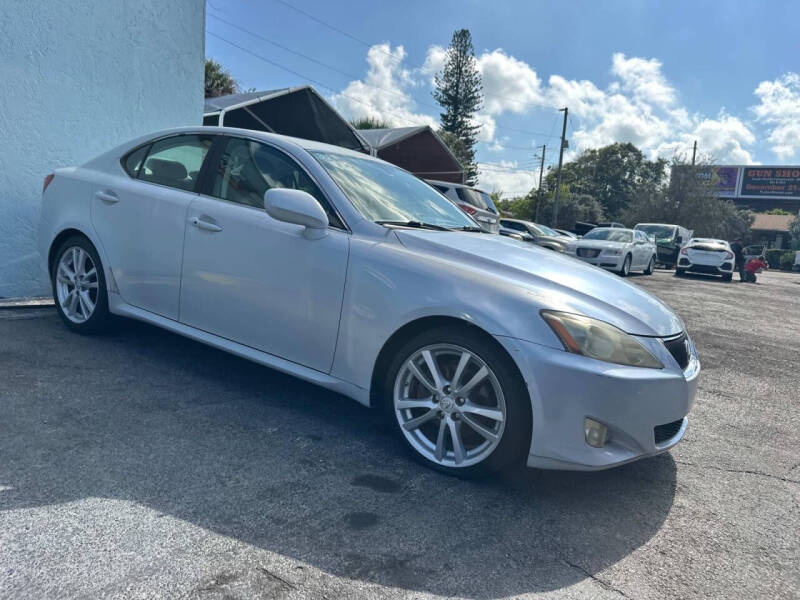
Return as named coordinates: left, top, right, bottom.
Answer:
left=575, top=240, right=627, bottom=249
left=395, top=230, right=684, bottom=337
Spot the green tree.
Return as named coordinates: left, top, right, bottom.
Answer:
left=624, top=159, right=754, bottom=241
left=433, top=29, right=483, bottom=185
left=544, top=143, right=667, bottom=220
left=350, top=116, right=391, bottom=130
left=535, top=188, right=604, bottom=229
left=789, top=215, right=800, bottom=250
left=205, top=58, right=238, bottom=98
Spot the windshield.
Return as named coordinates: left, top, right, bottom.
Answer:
left=311, top=151, right=475, bottom=229
left=583, top=229, right=633, bottom=243
left=635, top=224, right=676, bottom=241
left=536, top=224, right=559, bottom=236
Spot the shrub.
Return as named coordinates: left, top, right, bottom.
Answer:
left=765, top=249, right=784, bottom=269
left=780, top=252, right=795, bottom=271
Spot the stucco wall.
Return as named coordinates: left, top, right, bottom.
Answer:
left=0, top=1, right=205, bottom=298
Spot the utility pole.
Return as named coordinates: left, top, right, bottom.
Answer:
left=691, top=140, right=697, bottom=165
left=534, top=144, right=546, bottom=222
left=552, top=107, right=568, bottom=227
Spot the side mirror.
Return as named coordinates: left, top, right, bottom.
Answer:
left=676, top=235, right=683, bottom=244
left=264, top=188, right=329, bottom=239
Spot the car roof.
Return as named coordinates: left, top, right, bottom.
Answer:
left=589, top=227, right=636, bottom=234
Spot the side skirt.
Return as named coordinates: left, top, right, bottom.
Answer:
left=108, top=295, right=370, bottom=406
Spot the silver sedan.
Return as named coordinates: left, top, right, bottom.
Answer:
left=39, top=126, right=698, bottom=477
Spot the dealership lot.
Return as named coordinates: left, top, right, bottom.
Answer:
left=1, top=270, right=798, bottom=599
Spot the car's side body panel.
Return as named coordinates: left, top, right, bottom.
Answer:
left=180, top=194, right=350, bottom=373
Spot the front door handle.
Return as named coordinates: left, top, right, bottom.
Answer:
left=95, top=190, right=119, bottom=204
left=190, top=216, right=223, bottom=232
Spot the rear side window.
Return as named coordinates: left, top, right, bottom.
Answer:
left=501, top=220, right=525, bottom=232
left=139, top=135, right=215, bottom=191
left=121, top=145, right=149, bottom=178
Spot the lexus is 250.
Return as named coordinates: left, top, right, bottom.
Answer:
left=39, top=126, right=699, bottom=477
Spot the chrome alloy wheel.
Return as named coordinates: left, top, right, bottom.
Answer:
left=55, top=246, right=99, bottom=324
left=393, top=344, right=507, bottom=468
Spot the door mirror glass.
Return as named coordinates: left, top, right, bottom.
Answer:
left=676, top=235, right=683, bottom=244
left=264, top=188, right=329, bottom=238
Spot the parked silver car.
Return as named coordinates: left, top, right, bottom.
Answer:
left=40, top=126, right=698, bottom=477
left=498, top=218, right=569, bottom=252
left=426, top=179, right=500, bottom=234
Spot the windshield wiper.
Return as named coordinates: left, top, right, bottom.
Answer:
left=375, top=220, right=453, bottom=231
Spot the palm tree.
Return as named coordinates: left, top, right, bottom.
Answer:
left=205, top=59, right=238, bottom=98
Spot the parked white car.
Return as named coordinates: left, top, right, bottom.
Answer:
left=570, top=228, right=657, bottom=276
left=676, top=238, right=735, bottom=280
left=39, top=126, right=698, bottom=477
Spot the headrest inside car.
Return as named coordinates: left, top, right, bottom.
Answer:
left=146, top=158, right=188, bottom=183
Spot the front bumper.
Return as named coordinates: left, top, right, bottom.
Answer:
left=496, top=333, right=699, bottom=470
left=574, top=252, right=624, bottom=271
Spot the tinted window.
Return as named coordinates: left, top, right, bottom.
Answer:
left=122, top=145, right=149, bottom=178
left=456, top=187, right=492, bottom=211
left=501, top=220, right=525, bottom=232
left=140, top=135, right=214, bottom=191
left=210, top=138, right=342, bottom=227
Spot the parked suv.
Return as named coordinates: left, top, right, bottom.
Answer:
left=498, top=219, right=569, bottom=252
left=634, top=223, right=693, bottom=268
left=426, top=179, right=499, bottom=234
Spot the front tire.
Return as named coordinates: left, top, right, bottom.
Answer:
left=51, top=236, right=111, bottom=333
left=619, top=254, right=632, bottom=277
left=675, top=268, right=685, bottom=276
left=644, top=256, right=655, bottom=275
left=383, top=326, right=531, bottom=478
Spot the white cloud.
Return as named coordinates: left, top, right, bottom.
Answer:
left=331, top=43, right=436, bottom=128
left=335, top=44, right=762, bottom=167
left=476, top=161, right=539, bottom=197
left=752, top=73, right=800, bottom=159
left=611, top=53, right=676, bottom=107
left=548, top=55, right=755, bottom=164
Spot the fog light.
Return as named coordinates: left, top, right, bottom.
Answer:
left=584, top=418, right=609, bottom=448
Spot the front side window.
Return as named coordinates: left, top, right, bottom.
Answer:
left=311, top=151, right=474, bottom=229
left=139, top=135, right=214, bottom=191
left=209, top=138, right=341, bottom=227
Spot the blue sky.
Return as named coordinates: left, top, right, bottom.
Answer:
left=205, top=0, right=800, bottom=195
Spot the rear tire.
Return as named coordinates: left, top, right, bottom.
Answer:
left=51, top=235, right=112, bottom=334
left=382, top=326, right=531, bottom=479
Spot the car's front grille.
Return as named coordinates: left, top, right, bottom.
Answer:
left=577, top=248, right=600, bottom=258
left=662, top=332, right=690, bottom=369
left=654, top=418, right=684, bottom=444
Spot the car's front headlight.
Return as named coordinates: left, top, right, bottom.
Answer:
left=541, top=311, right=663, bottom=369
left=603, top=248, right=621, bottom=255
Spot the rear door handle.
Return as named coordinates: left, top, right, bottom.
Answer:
left=95, top=190, right=119, bottom=204
left=190, top=216, right=223, bottom=232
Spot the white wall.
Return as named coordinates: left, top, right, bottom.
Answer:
left=0, top=1, right=205, bottom=298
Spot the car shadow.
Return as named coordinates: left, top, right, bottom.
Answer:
left=674, top=272, right=734, bottom=283
left=1, top=314, right=677, bottom=598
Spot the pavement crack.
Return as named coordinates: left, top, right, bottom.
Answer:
left=676, top=460, right=800, bottom=484
left=258, top=565, right=297, bottom=590
left=559, top=557, right=632, bottom=599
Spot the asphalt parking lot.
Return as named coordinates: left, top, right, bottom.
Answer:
left=1, top=270, right=798, bottom=599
